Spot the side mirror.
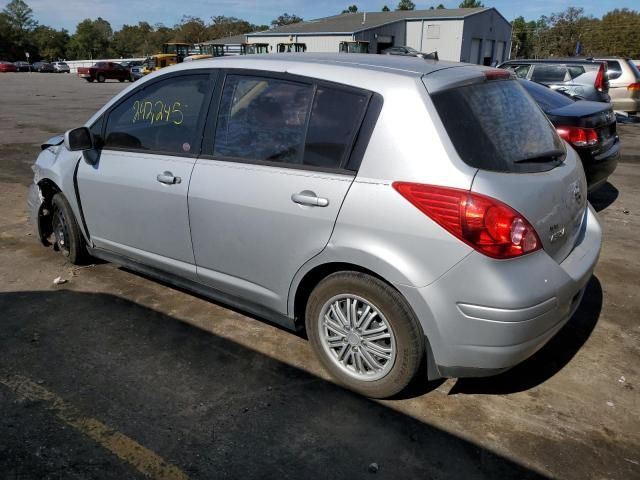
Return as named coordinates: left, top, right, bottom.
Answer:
left=64, top=127, right=93, bottom=151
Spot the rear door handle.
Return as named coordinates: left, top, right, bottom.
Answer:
left=157, top=171, right=181, bottom=185
left=291, top=191, right=329, bottom=207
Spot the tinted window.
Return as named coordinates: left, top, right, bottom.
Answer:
left=104, top=74, right=210, bottom=154
left=303, top=87, right=368, bottom=168
left=432, top=79, right=564, bottom=173
left=531, top=65, right=568, bottom=83
left=606, top=60, right=622, bottom=74
left=505, top=64, right=530, bottom=79
left=214, top=75, right=312, bottom=163
left=567, top=65, right=585, bottom=79
left=213, top=76, right=368, bottom=169
left=518, top=79, right=573, bottom=112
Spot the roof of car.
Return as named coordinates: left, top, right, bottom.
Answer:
left=175, top=53, right=467, bottom=77
left=501, top=59, right=602, bottom=65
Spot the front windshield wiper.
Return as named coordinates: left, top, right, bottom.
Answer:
left=513, top=148, right=564, bottom=164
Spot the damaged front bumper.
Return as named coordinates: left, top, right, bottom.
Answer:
left=27, top=182, right=50, bottom=245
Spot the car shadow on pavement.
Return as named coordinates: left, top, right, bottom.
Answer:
left=449, top=276, right=602, bottom=396
left=588, top=182, right=619, bottom=212
left=0, top=289, right=547, bottom=479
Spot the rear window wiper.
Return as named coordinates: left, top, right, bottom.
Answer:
left=513, top=148, right=564, bottom=164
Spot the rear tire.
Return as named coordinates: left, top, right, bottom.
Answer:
left=305, top=271, right=424, bottom=398
left=97, top=74, right=105, bottom=83
left=51, top=193, right=87, bottom=265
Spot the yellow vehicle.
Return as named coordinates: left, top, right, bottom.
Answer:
left=162, top=42, right=191, bottom=62
left=339, top=41, right=369, bottom=53
left=184, top=44, right=225, bottom=61
left=276, top=43, right=307, bottom=53
left=141, top=53, right=178, bottom=75
left=241, top=43, right=270, bottom=55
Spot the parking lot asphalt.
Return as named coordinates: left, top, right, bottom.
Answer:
left=0, top=72, right=639, bottom=480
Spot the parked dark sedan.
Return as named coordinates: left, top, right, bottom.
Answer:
left=13, top=61, right=31, bottom=72
left=32, top=61, right=54, bottom=73
left=520, top=79, right=618, bottom=191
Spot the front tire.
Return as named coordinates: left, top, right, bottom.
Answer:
left=51, top=193, right=87, bottom=265
left=305, top=272, right=424, bottom=398
left=97, top=74, right=105, bottom=83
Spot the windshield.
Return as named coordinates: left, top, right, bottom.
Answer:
left=431, top=79, right=565, bottom=173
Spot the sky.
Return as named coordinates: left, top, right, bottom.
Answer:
left=12, top=0, right=640, bottom=33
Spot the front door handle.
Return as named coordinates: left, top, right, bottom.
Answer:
left=291, top=191, right=329, bottom=207
left=157, top=171, right=181, bottom=185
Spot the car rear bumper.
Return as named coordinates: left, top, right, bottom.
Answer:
left=611, top=96, right=640, bottom=113
left=578, top=138, right=619, bottom=192
left=397, top=204, right=602, bottom=378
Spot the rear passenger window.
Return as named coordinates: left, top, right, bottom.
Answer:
left=214, top=76, right=312, bottom=163
left=304, top=87, right=368, bottom=168
left=606, top=61, right=622, bottom=79
left=531, top=65, right=568, bottom=83
left=104, top=74, right=210, bottom=154
left=213, top=75, right=368, bottom=169
left=567, top=65, right=586, bottom=79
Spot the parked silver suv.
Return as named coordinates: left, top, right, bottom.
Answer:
left=28, top=54, right=602, bottom=398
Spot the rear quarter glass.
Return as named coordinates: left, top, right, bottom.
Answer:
left=431, top=79, right=565, bottom=173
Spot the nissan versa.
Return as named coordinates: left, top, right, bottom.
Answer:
left=28, top=54, right=602, bottom=398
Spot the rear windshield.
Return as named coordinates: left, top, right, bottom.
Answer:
left=518, top=79, right=574, bottom=112
left=431, top=79, right=565, bottom=173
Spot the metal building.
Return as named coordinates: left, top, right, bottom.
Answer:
left=244, top=7, right=512, bottom=65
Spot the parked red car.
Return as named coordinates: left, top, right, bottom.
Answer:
left=0, top=61, right=18, bottom=73
left=77, top=61, right=132, bottom=83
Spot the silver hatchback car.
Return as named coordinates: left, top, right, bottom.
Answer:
left=28, top=54, right=601, bottom=398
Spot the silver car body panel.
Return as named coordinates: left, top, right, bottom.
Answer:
left=189, top=160, right=355, bottom=313
left=76, top=150, right=198, bottom=281
left=30, top=53, right=602, bottom=378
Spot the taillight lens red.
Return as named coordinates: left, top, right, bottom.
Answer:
left=556, top=126, right=599, bottom=147
left=628, top=82, right=640, bottom=91
left=392, top=183, right=541, bottom=259
left=595, top=63, right=606, bottom=92
left=484, top=69, right=512, bottom=81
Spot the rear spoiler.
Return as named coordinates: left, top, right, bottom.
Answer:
left=422, top=66, right=514, bottom=94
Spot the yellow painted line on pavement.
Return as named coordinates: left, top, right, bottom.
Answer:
left=0, top=371, right=189, bottom=480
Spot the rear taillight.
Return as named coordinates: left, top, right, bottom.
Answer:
left=392, top=183, right=541, bottom=259
left=595, top=63, right=606, bottom=92
left=556, top=126, right=599, bottom=147
left=628, top=82, right=640, bottom=91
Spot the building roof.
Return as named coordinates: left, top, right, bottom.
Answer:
left=202, top=33, right=247, bottom=45
left=248, top=8, right=489, bottom=36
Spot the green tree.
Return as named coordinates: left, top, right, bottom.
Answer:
left=271, top=13, right=303, bottom=27
left=68, top=17, right=113, bottom=59
left=1, top=0, right=37, bottom=58
left=31, top=25, right=69, bottom=60
left=459, top=0, right=484, bottom=7
left=174, top=15, right=207, bottom=44
left=436, top=3, right=446, bottom=8
left=342, top=5, right=358, bottom=13
left=510, top=16, right=538, bottom=58
left=396, top=0, right=415, bottom=10
left=111, top=22, right=155, bottom=57
left=2, top=0, right=36, bottom=33
left=208, top=15, right=258, bottom=40
left=382, top=5, right=390, bottom=11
